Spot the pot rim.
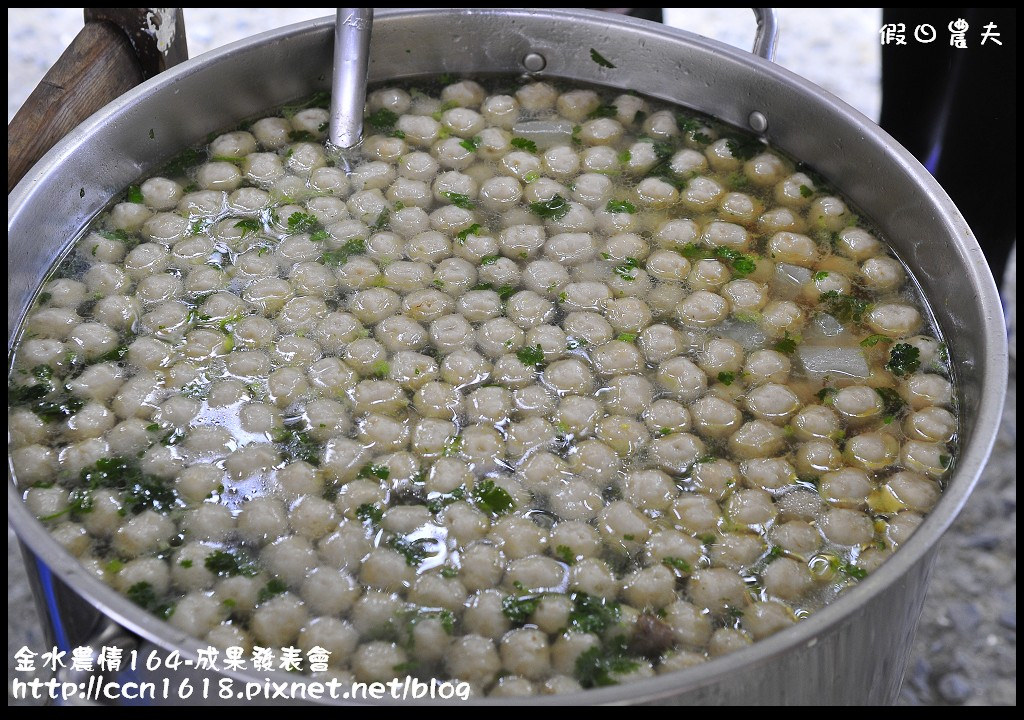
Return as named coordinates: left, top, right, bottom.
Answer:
left=7, top=8, right=1008, bottom=705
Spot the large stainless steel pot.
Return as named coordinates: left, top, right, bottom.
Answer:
left=8, top=8, right=1007, bottom=705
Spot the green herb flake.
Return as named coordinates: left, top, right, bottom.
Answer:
left=273, top=427, right=321, bottom=466
left=370, top=207, right=391, bottom=232
left=256, top=578, right=289, bottom=603
left=471, top=479, right=516, bottom=516
left=75, top=456, right=177, bottom=515
left=516, top=344, right=546, bottom=368
left=479, top=254, right=500, bottom=266
left=529, top=194, right=571, bottom=220
left=676, top=114, right=700, bottom=133
left=817, top=386, right=837, bottom=403
left=31, top=365, right=54, bottom=382
left=20, top=386, right=84, bottom=423
left=98, top=228, right=139, bottom=248
left=126, top=581, right=175, bottom=619
left=617, top=149, right=632, bottom=164
left=458, top=136, right=480, bottom=153
left=437, top=609, right=456, bottom=634
left=838, top=562, right=868, bottom=580
left=860, top=334, right=892, bottom=348
left=204, top=550, right=259, bottom=578
left=727, top=172, right=751, bottom=190
left=569, top=592, right=622, bottom=634
left=127, top=185, right=144, bottom=204
left=163, top=147, right=202, bottom=177
left=355, top=503, right=384, bottom=525
left=279, top=91, right=330, bottom=119
left=439, top=566, right=459, bottom=579
left=426, top=486, right=466, bottom=513
left=179, top=559, right=193, bottom=569
left=442, top=191, right=475, bottom=209
left=799, top=184, right=814, bottom=198
left=502, top=594, right=540, bottom=624
left=587, top=104, right=618, bottom=119
left=190, top=219, right=213, bottom=236
left=686, top=130, right=711, bottom=145
left=773, top=331, right=799, bottom=354
left=613, top=256, right=641, bottom=282
left=555, top=545, right=577, bottom=565
left=366, top=108, right=399, bottom=131
left=589, top=48, right=616, bottom=69
left=875, top=386, right=906, bottom=418
left=510, top=137, right=538, bottom=153
left=210, top=155, right=245, bottom=166
left=886, top=343, right=921, bottom=376
left=456, top=223, right=484, bottom=243
left=37, top=292, right=52, bottom=305
left=234, top=218, right=261, bottom=238
left=496, top=285, right=516, bottom=302
left=358, top=463, right=391, bottom=481
left=725, top=136, right=763, bottom=161
left=717, top=371, right=735, bottom=386
left=713, top=246, right=757, bottom=277
left=662, top=557, right=692, bottom=573
left=320, top=238, right=366, bottom=266
left=819, top=290, right=871, bottom=323
left=287, top=211, right=320, bottom=234
left=431, top=100, right=460, bottom=121
left=813, top=270, right=830, bottom=281
left=650, top=140, right=674, bottom=162
left=390, top=535, right=431, bottom=566
left=679, top=243, right=710, bottom=260
left=606, top=200, right=637, bottom=214
left=574, top=638, right=640, bottom=689
left=523, top=170, right=540, bottom=184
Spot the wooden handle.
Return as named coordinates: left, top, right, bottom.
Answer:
left=7, top=21, right=144, bottom=192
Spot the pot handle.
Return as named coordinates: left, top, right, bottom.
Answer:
left=751, top=8, right=779, bottom=61
left=7, top=8, right=188, bottom=193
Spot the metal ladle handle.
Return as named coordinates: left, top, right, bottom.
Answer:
left=751, top=8, right=779, bottom=61
left=329, top=8, right=373, bottom=148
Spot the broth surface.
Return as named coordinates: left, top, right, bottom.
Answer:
left=9, top=77, right=957, bottom=695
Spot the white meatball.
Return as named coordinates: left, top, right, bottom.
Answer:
left=446, top=634, right=501, bottom=686
left=251, top=593, right=308, bottom=648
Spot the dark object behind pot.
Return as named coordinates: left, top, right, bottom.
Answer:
left=880, top=7, right=1016, bottom=287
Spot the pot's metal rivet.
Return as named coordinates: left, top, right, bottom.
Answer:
left=523, top=53, right=546, bottom=72
left=749, top=111, right=768, bottom=133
